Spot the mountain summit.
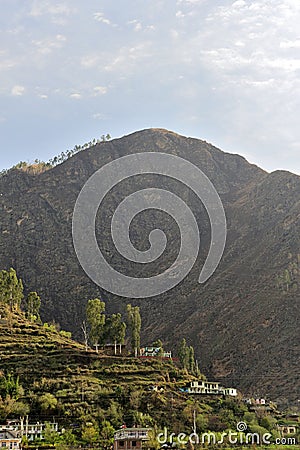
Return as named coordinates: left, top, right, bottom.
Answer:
left=0, top=129, right=299, bottom=404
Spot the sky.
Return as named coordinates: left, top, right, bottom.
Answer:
left=0, top=0, right=300, bottom=174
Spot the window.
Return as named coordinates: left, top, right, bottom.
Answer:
left=132, top=441, right=137, bottom=447
left=119, top=441, right=124, bottom=447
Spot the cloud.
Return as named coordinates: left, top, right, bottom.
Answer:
left=93, top=12, right=115, bottom=26
left=11, top=85, right=25, bottom=96
left=280, top=39, right=300, bottom=49
left=103, top=42, right=153, bottom=74
left=29, top=2, right=75, bottom=18
left=92, top=113, right=109, bottom=120
left=32, top=34, right=66, bottom=55
left=69, top=93, right=82, bottom=99
left=93, top=86, right=107, bottom=96
left=127, top=20, right=155, bottom=32
left=81, top=55, right=100, bottom=68
left=1, top=0, right=300, bottom=174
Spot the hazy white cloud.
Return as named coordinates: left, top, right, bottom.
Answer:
left=29, top=2, right=75, bottom=18
left=93, top=86, right=107, bottom=96
left=93, top=12, right=115, bottom=26
left=92, top=112, right=109, bottom=120
left=280, top=39, right=300, bottom=49
left=69, top=93, right=81, bottom=99
left=32, top=34, right=66, bottom=55
left=11, top=85, right=25, bottom=96
left=127, top=20, right=155, bottom=32
left=80, top=55, right=100, bottom=69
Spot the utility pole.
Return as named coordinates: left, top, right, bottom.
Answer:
left=193, top=409, right=197, bottom=435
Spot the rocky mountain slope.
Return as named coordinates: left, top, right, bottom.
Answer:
left=0, top=129, right=299, bottom=404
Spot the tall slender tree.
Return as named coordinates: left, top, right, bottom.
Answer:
left=86, top=298, right=106, bottom=351
left=106, top=313, right=126, bottom=354
left=0, top=268, right=24, bottom=311
left=126, top=304, right=141, bottom=357
left=26, top=291, right=41, bottom=322
left=178, top=338, right=189, bottom=369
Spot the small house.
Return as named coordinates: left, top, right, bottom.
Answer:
left=187, top=380, right=237, bottom=396
left=140, top=347, right=172, bottom=358
left=114, top=427, right=151, bottom=450
left=0, top=430, right=21, bottom=450
left=277, top=424, right=298, bottom=436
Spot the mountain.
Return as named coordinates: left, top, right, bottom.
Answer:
left=0, top=128, right=299, bottom=405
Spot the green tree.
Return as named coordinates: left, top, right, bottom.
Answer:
left=61, top=429, right=77, bottom=446
left=153, top=339, right=164, bottom=356
left=188, top=346, right=195, bottom=373
left=127, top=304, right=141, bottom=357
left=44, top=423, right=60, bottom=445
left=86, top=298, right=106, bottom=351
left=99, top=420, right=114, bottom=450
left=178, top=338, right=189, bottom=369
left=26, top=291, right=41, bottom=322
left=0, top=268, right=24, bottom=311
left=260, top=415, right=277, bottom=431
left=81, top=424, right=99, bottom=445
left=0, top=373, right=23, bottom=399
left=106, top=313, right=126, bottom=354
left=39, top=393, right=58, bottom=412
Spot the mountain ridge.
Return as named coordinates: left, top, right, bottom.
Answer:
left=0, top=128, right=299, bottom=405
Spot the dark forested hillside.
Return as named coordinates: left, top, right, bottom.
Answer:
left=0, top=129, right=299, bottom=405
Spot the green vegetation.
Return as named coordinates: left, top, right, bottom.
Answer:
left=0, top=269, right=298, bottom=449
left=276, top=253, right=300, bottom=292
left=0, top=133, right=111, bottom=176
left=126, top=304, right=141, bottom=357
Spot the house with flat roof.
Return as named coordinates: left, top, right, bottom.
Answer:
left=187, top=380, right=237, bottom=396
left=0, top=420, right=58, bottom=441
left=113, top=427, right=151, bottom=450
left=140, top=347, right=172, bottom=358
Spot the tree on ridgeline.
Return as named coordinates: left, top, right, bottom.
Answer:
left=126, top=304, right=141, bottom=357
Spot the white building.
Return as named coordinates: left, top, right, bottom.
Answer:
left=140, top=346, right=172, bottom=358
left=187, top=380, right=237, bottom=396
left=0, top=420, right=59, bottom=441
